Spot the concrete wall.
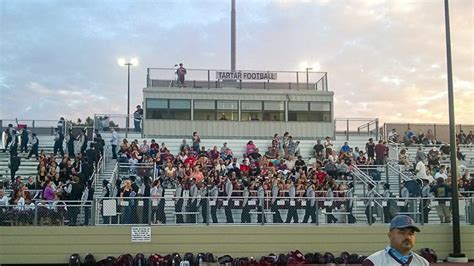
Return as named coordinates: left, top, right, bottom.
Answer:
left=1, top=225, right=473, bottom=264
left=143, top=120, right=334, bottom=139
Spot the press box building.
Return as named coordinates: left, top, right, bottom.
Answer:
left=142, top=68, right=334, bottom=139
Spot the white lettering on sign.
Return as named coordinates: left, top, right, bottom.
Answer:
left=216, top=71, right=278, bottom=80
left=131, top=226, right=151, bottom=243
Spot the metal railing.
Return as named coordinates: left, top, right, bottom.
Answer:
left=93, top=114, right=140, bottom=138
left=334, top=118, right=379, bottom=141
left=382, top=123, right=474, bottom=144
left=147, top=68, right=328, bottom=91
left=0, top=119, right=63, bottom=136
left=92, top=147, right=107, bottom=193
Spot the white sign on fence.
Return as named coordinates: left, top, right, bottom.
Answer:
left=131, top=227, right=152, bottom=243
left=216, top=71, right=278, bottom=80
left=103, top=199, right=117, bottom=216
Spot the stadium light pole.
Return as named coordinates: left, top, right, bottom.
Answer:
left=118, top=58, right=139, bottom=138
left=306, top=67, right=312, bottom=90
left=443, top=0, right=467, bottom=262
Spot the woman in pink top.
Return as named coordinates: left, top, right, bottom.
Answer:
left=191, top=166, right=205, bottom=183
left=246, top=140, right=257, bottom=155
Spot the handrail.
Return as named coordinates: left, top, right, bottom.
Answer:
left=387, top=161, right=414, bottom=182
left=147, top=67, right=328, bottom=74
left=357, top=119, right=378, bottom=132
left=92, top=154, right=104, bottom=193
left=351, top=166, right=384, bottom=209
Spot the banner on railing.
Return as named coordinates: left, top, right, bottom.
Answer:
left=216, top=71, right=278, bottom=80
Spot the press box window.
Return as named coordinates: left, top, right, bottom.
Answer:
left=309, top=102, right=331, bottom=122
left=194, top=100, right=216, bottom=121
left=241, top=101, right=262, bottom=121
left=217, top=100, right=238, bottom=121
left=146, top=99, right=191, bottom=120
left=263, top=101, right=284, bottom=121
left=288, top=101, right=331, bottom=122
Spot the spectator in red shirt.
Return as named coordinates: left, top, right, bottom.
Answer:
left=184, top=152, right=197, bottom=168
left=374, top=140, right=386, bottom=165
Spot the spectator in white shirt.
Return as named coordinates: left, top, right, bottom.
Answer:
left=416, top=159, right=434, bottom=183
left=434, top=165, right=448, bottom=181
left=110, top=128, right=119, bottom=159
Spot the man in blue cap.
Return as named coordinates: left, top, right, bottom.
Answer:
left=363, top=215, right=429, bottom=265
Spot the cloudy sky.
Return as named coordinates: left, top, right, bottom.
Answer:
left=0, top=0, right=472, bottom=125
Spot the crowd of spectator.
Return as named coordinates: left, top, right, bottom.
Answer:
left=0, top=125, right=106, bottom=226
left=388, top=127, right=473, bottom=147
left=109, top=131, right=398, bottom=224
left=2, top=124, right=473, bottom=226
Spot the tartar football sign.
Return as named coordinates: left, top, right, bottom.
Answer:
left=216, top=71, right=277, bottom=80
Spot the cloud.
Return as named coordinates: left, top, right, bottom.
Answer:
left=0, top=0, right=472, bottom=125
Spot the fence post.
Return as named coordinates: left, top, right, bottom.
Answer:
left=206, top=195, right=210, bottom=226
left=91, top=199, right=96, bottom=226
left=385, top=164, right=390, bottom=184
left=32, top=120, right=35, bottom=133
left=369, top=198, right=373, bottom=225
left=315, top=200, right=319, bottom=226
left=470, top=198, right=474, bottom=225
left=260, top=198, right=265, bottom=226
left=33, top=203, right=38, bottom=226
left=420, top=199, right=424, bottom=225
left=148, top=199, right=152, bottom=225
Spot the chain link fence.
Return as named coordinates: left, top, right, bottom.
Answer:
left=0, top=200, right=93, bottom=226
left=93, top=196, right=474, bottom=226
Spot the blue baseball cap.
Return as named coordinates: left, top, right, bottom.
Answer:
left=390, top=215, right=420, bottom=232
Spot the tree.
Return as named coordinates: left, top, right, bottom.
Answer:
left=85, top=117, right=94, bottom=126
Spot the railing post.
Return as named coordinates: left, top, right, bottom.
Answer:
left=420, top=198, right=424, bottom=225
left=296, top=71, right=299, bottom=86
left=146, top=68, right=150, bottom=87
left=207, top=70, right=210, bottom=89
left=325, top=73, right=328, bottom=91
left=385, top=164, right=389, bottom=184
left=260, top=198, right=265, bottom=226
left=32, top=120, right=35, bottom=133
left=153, top=161, right=157, bottom=180
left=398, top=172, right=402, bottom=189
left=346, top=119, right=349, bottom=141
left=376, top=119, right=379, bottom=141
